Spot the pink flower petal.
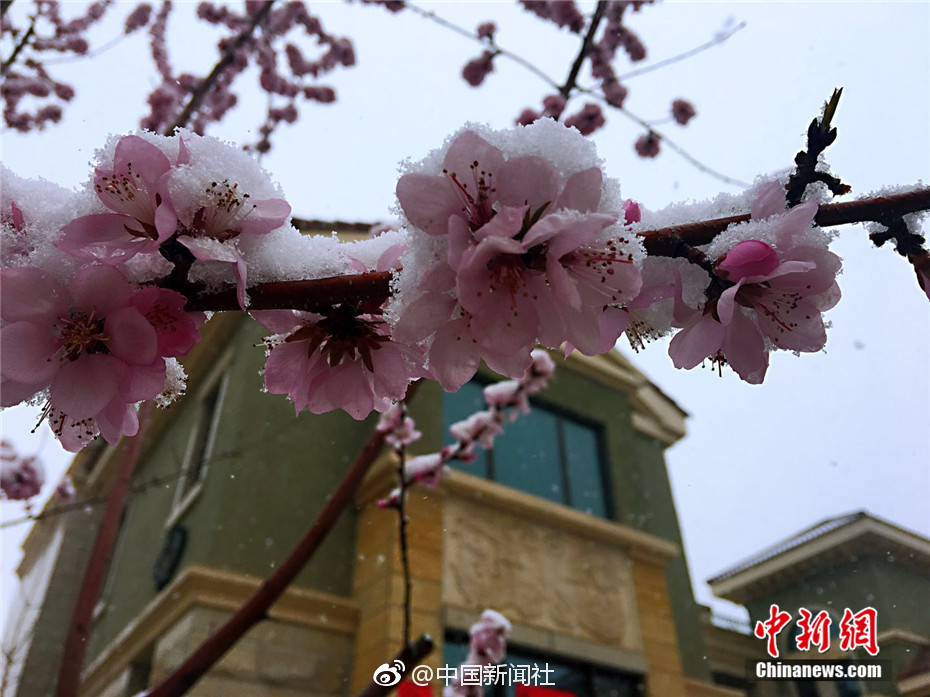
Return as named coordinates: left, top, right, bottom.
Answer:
left=442, top=130, right=505, bottom=182
left=428, top=318, right=480, bottom=391
left=669, top=314, right=725, bottom=370
left=105, top=307, right=158, bottom=365
left=237, top=198, right=291, bottom=235
left=120, top=359, right=167, bottom=402
left=1, top=378, right=45, bottom=408
left=0, top=268, right=69, bottom=323
left=774, top=199, right=818, bottom=248
left=496, top=156, right=559, bottom=212
left=723, top=309, right=768, bottom=383
left=96, top=400, right=139, bottom=444
left=717, top=240, right=779, bottom=280
left=263, top=341, right=311, bottom=396
left=50, top=355, right=119, bottom=420
left=751, top=181, right=787, bottom=220
left=396, top=173, right=459, bottom=236
left=57, top=213, right=156, bottom=263
left=70, top=265, right=134, bottom=315
left=0, top=321, right=59, bottom=383
left=251, top=309, right=303, bottom=335
left=557, top=167, right=602, bottom=213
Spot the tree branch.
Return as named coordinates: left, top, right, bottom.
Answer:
left=182, top=270, right=393, bottom=313
left=640, top=187, right=930, bottom=251
left=145, top=382, right=419, bottom=697
left=55, top=404, right=153, bottom=697
left=178, top=189, right=929, bottom=313
left=558, top=0, right=608, bottom=100
left=1, top=14, right=35, bottom=78
left=163, top=0, right=275, bottom=135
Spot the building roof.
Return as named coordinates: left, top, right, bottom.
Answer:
left=708, top=511, right=930, bottom=604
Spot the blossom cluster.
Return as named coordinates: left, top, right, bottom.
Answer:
left=444, top=609, right=512, bottom=697
left=377, top=349, right=556, bottom=506
left=1, top=119, right=845, bottom=452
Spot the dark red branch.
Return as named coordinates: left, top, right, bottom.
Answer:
left=145, top=382, right=419, bottom=697
left=183, top=270, right=393, bottom=313
left=55, top=404, right=153, bottom=697
left=179, top=188, right=928, bottom=314
left=641, top=187, right=930, bottom=252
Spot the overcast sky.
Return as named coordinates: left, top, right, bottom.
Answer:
left=2, top=1, right=928, bottom=637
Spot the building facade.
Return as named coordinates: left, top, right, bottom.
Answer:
left=4, top=226, right=732, bottom=697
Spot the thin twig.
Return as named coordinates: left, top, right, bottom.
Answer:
left=558, top=0, right=608, bottom=99
left=617, top=21, right=746, bottom=81
left=405, top=2, right=560, bottom=90
left=0, top=14, right=35, bottom=77
left=164, top=0, right=275, bottom=134
left=401, top=1, right=745, bottom=187
left=395, top=403, right=412, bottom=648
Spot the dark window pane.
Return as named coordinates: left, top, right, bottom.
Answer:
left=494, top=408, right=563, bottom=505
left=562, top=420, right=607, bottom=517
left=443, top=380, right=491, bottom=478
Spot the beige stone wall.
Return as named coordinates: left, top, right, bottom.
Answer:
left=150, top=605, right=353, bottom=697
left=442, top=494, right=642, bottom=652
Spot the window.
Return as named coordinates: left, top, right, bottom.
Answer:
left=444, top=632, right=642, bottom=697
left=168, top=360, right=228, bottom=524
left=443, top=381, right=610, bottom=518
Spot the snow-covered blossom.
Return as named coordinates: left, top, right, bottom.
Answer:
left=392, top=120, right=642, bottom=391
left=57, top=135, right=179, bottom=263
left=667, top=181, right=841, bottom=383
left=254, top=307, right=420, bottom=420
left=444, top=609, right=512, bottom=697
left=377, top=403, right=422, bottom=448
left=57, top=131, right=291, bottom=308
left=0, top=265, right=203, bottom=450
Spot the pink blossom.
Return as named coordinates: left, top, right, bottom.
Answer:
left=462, top=50, right=495, bottom=87
left=395, top=128, right=641, bottom=390
left=0, top=265, right=203, bottom=450
left=254, top=307, right=419, bottom=420
left=564, top=102, right=606, bottom=136
left=57, top=135, right=178, bottom=263
left=668, top=186, right=840, bottom=383
left=444, top=609, right=511, bottom=697
left=177, top=179, right=291, bottom=309
left=449, top=410, right=503, bottom=451
left=671, top=98, right=697, bottom=125
left=377, top=404, right=422, bottom=448
left=634, top=132, right=661, bottom=158
left=0, top=441, right=45, bottom=501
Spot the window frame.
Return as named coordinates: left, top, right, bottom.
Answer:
left=444, top=381, right=614, bottom=519
left=166, top=355, right=230, bottom=528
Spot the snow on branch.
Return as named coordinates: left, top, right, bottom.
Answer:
left=1, top=112, right=928, bottom=452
